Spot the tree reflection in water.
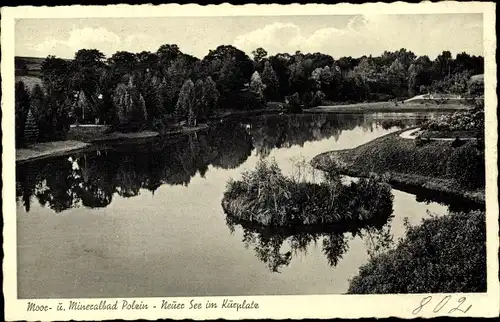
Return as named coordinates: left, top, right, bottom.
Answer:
left=16, top=113, right=422, bottom=213
left=225, top=213, right=394, bottom=273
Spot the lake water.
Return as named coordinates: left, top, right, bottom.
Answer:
left=16, top=112, right=481, bottom=298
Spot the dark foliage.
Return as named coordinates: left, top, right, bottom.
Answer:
left=446, top=141, right=485, bottom=189
left=18, top=45, right=483, bottom=139
left=348, top=210, right=486, bottom=293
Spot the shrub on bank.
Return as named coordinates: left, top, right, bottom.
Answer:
left=446, top=141, right=485, bottom=189
left=421, top=101, right=484, bottom=134
left=222, top=159, right=394, bottom=227
left=347, top=210, right=486, bottom=293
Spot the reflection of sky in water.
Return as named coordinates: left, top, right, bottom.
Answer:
left=16, top=113, right=457, bottom=298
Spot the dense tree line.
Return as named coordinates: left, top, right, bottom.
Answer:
left=15, top=44, right=483, bottom=146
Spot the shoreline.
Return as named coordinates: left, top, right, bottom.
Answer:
left=16, top=141, right=94, bottom=164
left=16, top=125, right=210, bottom=164
left=310, top=130, right=485, bottom=205
left=15, top=102, right=467, bottom=164
left=306, top=102, right=471, bottom=113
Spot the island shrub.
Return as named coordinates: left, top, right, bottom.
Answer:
left=222, top=159, right=394, bottom=227
left=380, top=119, right=406, bottom=130
left=446, top=141, right=485, bottom=189
left=347, top=210, right=486, bottom=293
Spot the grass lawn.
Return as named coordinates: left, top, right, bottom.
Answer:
left=311, top=131, right=485, bottom=204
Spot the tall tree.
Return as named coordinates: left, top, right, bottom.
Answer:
left=249, top=71, right=266, bottom=103
left=136, top=51, right=159, bottom=74
left=203, top=45, right=254, bottom=107
left=15, top=81, right=31, bottom=147
left=29, top=84, right=48, bottom=140
left=386, top=58, right=408, bottom=97
left=112, top=76, right=147, bottom=131
left=138, top=73, right=162, bottom=125
left=288, top=54, right=310, bottom=97
left=40, top=55, right=72, bottom=139
left=175, top=79, right=196, bottom=125
left=194, top=79, right=205, bottom=120
left=435, top=50, right=454, bottom=78
left=252, top=47, right=268, bottom=63
left=24, top=109, right=39, bottom=145
left=70, top=49, right=107, bottom=123
left=108, top=51, right=138, bottom=75
left=269, top=53, right=291, bottom=98
left=261, top=61, right=279, bottom=100
left=203, top=76, right=219, bottom=118
left=158, top=78, right=177, bottom=116
left=157, top=44, right=181, bottom=68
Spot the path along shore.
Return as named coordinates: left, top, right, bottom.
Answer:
left=16, top=125, right=208, bottom=164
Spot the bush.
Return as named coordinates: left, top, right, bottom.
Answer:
left=446, top=141, right=485, bottom=189
left=347, top=210, right=486, bottom=294
left=422, top=107, right=484, bottom=133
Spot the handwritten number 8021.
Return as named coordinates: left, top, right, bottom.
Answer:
left=412, top=296, right=472, bottom=315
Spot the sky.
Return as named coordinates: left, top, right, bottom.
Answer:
left=15, top=14, right=483, bottom=60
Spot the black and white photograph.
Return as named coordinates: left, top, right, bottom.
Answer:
left=2, top=2, right=498, bottom=320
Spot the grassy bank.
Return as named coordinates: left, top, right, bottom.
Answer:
left=347, top=209, right=486, bottom=293
left=311, top=131, right=485, bottom=204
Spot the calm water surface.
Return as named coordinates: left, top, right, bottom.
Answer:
left=16, top=112, right=479, bottom=298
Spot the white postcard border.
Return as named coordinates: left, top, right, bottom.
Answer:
left=2, top=2, right=498, bottom=320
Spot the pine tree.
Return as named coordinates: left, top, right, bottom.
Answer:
left=261, top=61, right=279, bottom=100
left=194, top=79, right=205, bottom=120
left=24, top=109, right=39, bottom=145
left=113, top=76, right=147, bottom=131
left=30, top=84, right=47, bottom=141
left=15, top=81, right=31, bottom=147
left=158, top=78, right=177, bottom=115
left=203, top=76, right=219, bottom=118
left=139, top=73, right=162, bottom=125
